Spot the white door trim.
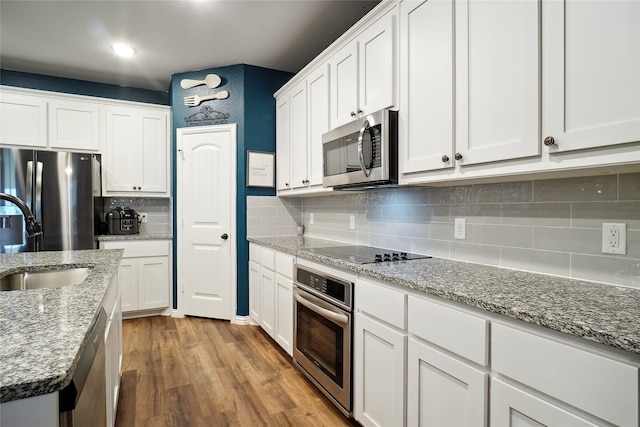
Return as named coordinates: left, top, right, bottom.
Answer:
left=176, top=124, right=237, bottom=322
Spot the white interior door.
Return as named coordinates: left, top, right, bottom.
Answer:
left=177, top=124, right=236, bottom=320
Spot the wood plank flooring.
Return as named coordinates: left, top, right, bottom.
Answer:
left=115, top=316, right=356, bottom=427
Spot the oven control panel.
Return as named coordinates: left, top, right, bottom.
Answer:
left=295, top=266, right=352, bottom=308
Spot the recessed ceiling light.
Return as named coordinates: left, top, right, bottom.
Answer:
left=112, top=43, right=136, bottom=58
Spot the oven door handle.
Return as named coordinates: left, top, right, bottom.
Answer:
left=294, top=292, right=349, bottom=325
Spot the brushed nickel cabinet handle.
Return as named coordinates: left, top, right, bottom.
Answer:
left=442, top=155, right=450, bottom=163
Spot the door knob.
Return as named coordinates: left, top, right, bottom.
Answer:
left=221, top=233, right=229, bottom=240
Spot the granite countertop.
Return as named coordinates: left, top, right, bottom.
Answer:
left=248, top=236, right=640, bottom=355
left=97, top=233, right=173, bottom=241
left=0, top=249, right=123, bottom=403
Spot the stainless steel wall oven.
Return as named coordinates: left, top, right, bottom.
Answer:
left=293, top=261, right=355, bottom=417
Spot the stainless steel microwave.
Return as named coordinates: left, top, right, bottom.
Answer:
left=322, top=109, right=398, bottom=190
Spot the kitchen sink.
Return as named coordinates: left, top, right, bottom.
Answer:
left=0, top=267, right=91, bottom=291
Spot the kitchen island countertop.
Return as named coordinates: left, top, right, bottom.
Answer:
left=97, top=233, right=173, bottom=241
left=248, top=236, right=640, bottom=355
left=0, top=249, right=123, bottom=403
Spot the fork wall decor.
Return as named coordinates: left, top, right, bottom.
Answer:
left=181, top=73, right=230, bottom=107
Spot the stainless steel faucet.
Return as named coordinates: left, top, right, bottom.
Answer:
left=0, top=193, right=43, bottom=250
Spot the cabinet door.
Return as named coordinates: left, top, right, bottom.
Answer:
left=331, top=41, right=359, bottom=129
left=274, top=273, right=293, bottom=355
left=137, top=256, right=170, bottom=310
left=0, top=92, right=47, bottom=147
left=407, top=338, right=487, bottom=427
left=105, top=106, right=143, bottom=193
left=249, top=260, right=261, bottom=324
left=491, top=379, right=598, bottom=427
left=543, top=0, right=640, bottom=153
left=105, top=295, right=122, bottom=427
left=354, top=313, right=406, bottom=427
left=276, top=95, right=291, bottom=191
left=358, top=10, right=396, bottom=116
left=118, top=258, right=138, bottom=312
left=260, top=268, right=275, bottom=338
left=290, top=80, right=309, bottom=189
left=139, top=110, right=168, bottom=193
left=455, top=0, right=540, bottom=165
left=400, top=0, right=455, bottom=175
left=306, top=62, right=330, bottom=187
left=49, top=99, right=101, bottom=151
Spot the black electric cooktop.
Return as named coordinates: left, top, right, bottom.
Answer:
left=309, top=245, right=431, bottom=264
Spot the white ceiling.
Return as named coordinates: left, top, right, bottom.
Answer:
left=0, top=0, right=380, bottom=92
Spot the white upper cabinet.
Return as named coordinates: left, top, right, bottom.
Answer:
left=275, top=61, right=330, bottom=194
left=290, top=80, right=309, bottom=189
left=400, top=0, right=455, bottom=174
left=455, top=0, right=540, bottom=166
left=400, top=0, right=540, bottom=177
left=306, top=62, right=330, bottom=187
left=49, top=98, right=102, bottom=151
left=104, top=105, right=169, bottom=196
left=276, top=95, right=291, bottom=191
left=0, top=91, right=48, bottom=148
left=330, top=7, right=397, bottom=129
left=542, top=0, right=640, bottom=153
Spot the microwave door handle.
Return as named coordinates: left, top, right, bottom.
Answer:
left=294, top=292, right=349, bottom=325
left=357, top=120, right=371, bottom=177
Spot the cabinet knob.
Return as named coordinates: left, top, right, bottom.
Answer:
left=543, top=136, right=556, bottom=146
left=285, top=182, right=289, bottom=187
left=454, top=153, right=463, bottom=160
left=357, top=109, right=363, bottom=114
left=350, top=111, right=357, bottom=117
left=220, top=233, right=229, bottom=240
left=441, top=155, right=450, bottom=163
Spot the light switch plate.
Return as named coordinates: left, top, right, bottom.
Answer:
left=349, top=215, right=356, bottom=230
left=602, top=223, right=626, bottom=254
left=309, top=213, right=314, bottom=225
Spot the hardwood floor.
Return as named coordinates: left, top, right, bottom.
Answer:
left=115, top=316, right=356, bottom=427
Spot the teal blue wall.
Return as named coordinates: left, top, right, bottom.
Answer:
left=171, top=64, right=292, bottom=316
left=0, top=69, right=169, bottom=105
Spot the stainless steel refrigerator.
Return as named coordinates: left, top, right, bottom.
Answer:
left=0, top=148, right=101, bottom=253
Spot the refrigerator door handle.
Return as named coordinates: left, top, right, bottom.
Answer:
left=26, top=161, right=34, bottom=209
left=35, top=161, right=43, bottom=223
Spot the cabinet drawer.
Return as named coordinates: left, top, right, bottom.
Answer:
left=261, top=247, right=275, bottom=271
left=249, top=243, right=260, bottom=263
left=275, top=252, right=294, bottom=279
left=492, top=323, right=639, bottom=427
left=101, top=240, right=170, bottom=258
left=356, top=278, right=406, bottom=329
left=408, top=295, right=488, bottom=366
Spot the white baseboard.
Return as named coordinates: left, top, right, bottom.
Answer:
left=232, top=315, right=252, bottom=325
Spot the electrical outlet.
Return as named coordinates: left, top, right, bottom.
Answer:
left=309, top=213, right=314, bottom=225
left=454, top=218, right=466, bottom=240
left=349, top=215, right=356, bottom=230
left=139, top=212, right=148, bottom=223
left=602, top=223, right=626, bottom=254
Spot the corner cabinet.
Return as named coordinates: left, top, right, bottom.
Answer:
left=104, top=105, right=170, bottom=196
left=330, top=7, right=398, bottom=129
left=100, top=239, right=171, bottom=317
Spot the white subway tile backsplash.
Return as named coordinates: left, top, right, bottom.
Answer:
left=533, top=175, right=617, bottom=202
left=249, top=173, right=640, bottom=288
left=571, top=254, right=640, bottom=288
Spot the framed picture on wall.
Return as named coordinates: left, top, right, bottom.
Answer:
left=246, top=151, right=275, bottom=188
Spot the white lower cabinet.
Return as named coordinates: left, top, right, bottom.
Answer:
left=407, top=338, right=487, bottom=427
left=490, top=379, right=599, bottom=427
left=100, top=240, right=171, bottom=316
left=354, top=278, right=407, bottom=427
left=103, top=273, right=122, bottom=427
left=492, top=323, right=639, bottom=427
left=248, top=243, right=294, bottom=356
left=354, top=313, right=406, bottom=427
